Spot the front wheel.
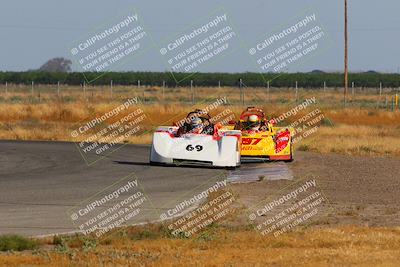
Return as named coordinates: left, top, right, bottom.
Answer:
left=284, top=144, right=294, bottom=162
left=226, top=166, right=239, bottom=170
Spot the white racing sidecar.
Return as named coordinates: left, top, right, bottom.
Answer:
left=150, top=110, right=241, bottom=168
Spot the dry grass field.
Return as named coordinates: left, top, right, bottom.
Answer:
left=0, top=85, right=399, bottom=266
left=0, top=84, right=399, bottom=156
left=1, top=225, right=400, bottom=267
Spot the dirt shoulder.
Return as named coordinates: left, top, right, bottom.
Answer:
left=1, top=151, right=400, bottom=266
left=231, top=151, right=400, bottom=227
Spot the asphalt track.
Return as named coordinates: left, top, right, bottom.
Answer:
left=0, top=140, right=292, bottom=237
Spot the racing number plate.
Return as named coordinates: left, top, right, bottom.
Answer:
left=241, top=138, right=262, bottom=145
left=186, top=144, right=203, bottom=151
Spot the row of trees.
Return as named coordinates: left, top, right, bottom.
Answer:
left=0, top=71, right=399, bottom=88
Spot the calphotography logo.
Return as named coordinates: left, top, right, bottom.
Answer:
left=70, top=97, right=147, bottom=165
left=68, top=175, right=148, bottom=238
left=247, top=10, right=331, bottom=80
left=175, top=96, right=228, bottom=128
left=270, top=97, right=334, bottom=145
left=164, top=97, right=240, bottom=167
left=69, top=9, right=151, bottom=82
left=160, top=179, right=228, bottom=220
left=252, top=14, right=317, bottom=54
left=272, top=97, right=317, bottom=123
left=247, top=178, right=331, bottom=237
left=160, top=177, right=237, bottom=238
left=159, top=9, right=241, bottom=82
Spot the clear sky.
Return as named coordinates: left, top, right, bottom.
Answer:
left=0, top=0, right=399, bottom=73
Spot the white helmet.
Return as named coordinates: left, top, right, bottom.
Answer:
left=190, top=117, right=203, bottom=133
left=248, top=114, right=260, bottom=130
left=190, top=117, right=202, bottom=126
left=248, top=114, right=259, bottom=123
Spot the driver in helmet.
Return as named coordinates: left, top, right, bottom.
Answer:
left=246, top=114, right=261, bottom=131
left=188, top=116, right=204, bottom=134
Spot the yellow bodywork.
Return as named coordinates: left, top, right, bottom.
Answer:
left=223, top=125, right=293, bottom=160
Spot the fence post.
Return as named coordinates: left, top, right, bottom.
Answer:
left=239, top=78, right=244, bottom=105
left=376, top=82, right=382, bottom=108
left=352, top=81, right=354, bottom=95
left=31, top=81, right=34, bottom=96
left=57, top=81, right=60, bottom=97
left=5, top=81, right=7, bottom=94
left=323, top=81, right=326, bottom=92
left=138, top=80, right=140, bottom=87
left=110, top=80, right=113, bottom=98
left=295, top=81, right=298, bottom=103
left=83, top=81, right=86, bottom=99
left=162, top=80, right=165, bottom=100
left=190, top=80, right=194, bottom=104
left=385, top=95, right=388, bottom=110
left=392, top=96, right=395, bottom=112
left=267, top=81, right=270, bottom=103
left=218, top=80, right=221, bottom=89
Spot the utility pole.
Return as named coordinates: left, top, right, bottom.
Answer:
left=344, top=0, right=349, bottom=107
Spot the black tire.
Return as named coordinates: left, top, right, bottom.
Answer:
left=284, top=155, right=294, bottom=162
left=284, top=144, right=294, bottom=162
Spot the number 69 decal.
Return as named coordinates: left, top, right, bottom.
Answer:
left=186, top=145, right=203, bottom=151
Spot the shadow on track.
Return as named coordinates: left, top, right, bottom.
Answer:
left=113, top=160, right=233, bottom=170
left=113, top=160, right=149, bottom=166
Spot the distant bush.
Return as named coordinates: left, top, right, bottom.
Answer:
left=0, top=235, right=38, bottom=251
left=10, top=96, right=23, bottom=103
left=62, top=95, right=75, bottom=102
left=0, top=71, right=399, bottom=88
